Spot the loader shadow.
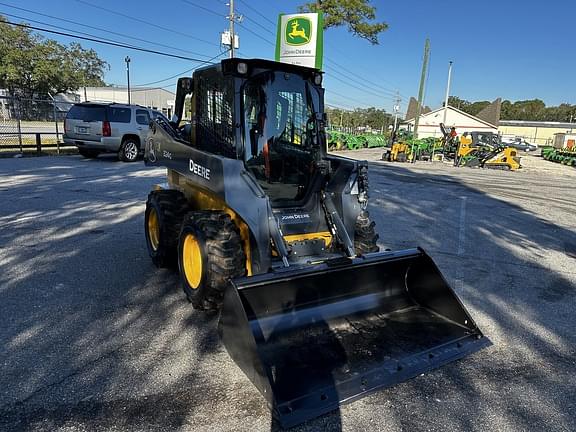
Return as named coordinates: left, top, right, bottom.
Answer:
left=264, top=289, right=344, bottom=431
left=0, top=155, right=575, bottom=431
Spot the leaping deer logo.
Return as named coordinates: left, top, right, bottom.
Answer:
left=288, top=20, right=309, bottom=43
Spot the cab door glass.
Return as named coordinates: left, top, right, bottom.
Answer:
left=242, top=71, right=319, bottom=206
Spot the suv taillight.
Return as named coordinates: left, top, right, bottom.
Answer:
left=102, top=120, right=111, bottom=137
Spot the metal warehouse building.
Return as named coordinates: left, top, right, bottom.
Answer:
left=498, top=120, right=576, bottom=146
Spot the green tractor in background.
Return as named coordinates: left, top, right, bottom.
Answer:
left=542, top=146, right=576, bottom=166
left=326, top=129, right=389, bottom=151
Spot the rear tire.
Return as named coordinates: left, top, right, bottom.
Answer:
left=78, top=148, right=100, bottom=158
left=179, top=211, right=246, bottom=311
left=119, top=138, right=139, bottom=162
left=354, top=210, right=379, bottom=255
left=145, top=190, right=190, bottom=268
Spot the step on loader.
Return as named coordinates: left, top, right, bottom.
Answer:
left=143, top=59, right=490, bottom=428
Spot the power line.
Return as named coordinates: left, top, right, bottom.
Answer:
left=0, top=6, right=217, bottom=59
left=180, top=0, right=223, bottom=17
left=133, top=49, right=230, bottom=87
left=3, top=20, right=221, bottom=63
left=1, top=7, right=230, bottom=90
left=324, top=65, right=398, bottom=99
left=324, top=73, right=396, bottom=103
left=326, top=89, right=380, bottom=108
left=74, top=0, right=219, bottom=47
left=326, top=101, right=357, bottom=111
left=324, top=53, right=404, bottom=96
left=233, top=20, right=392, bottom=108
left=237, top=0, right=276, bottom=26
left=236, top=9, right=276, bottom=36
left=232, top=14, right=404, bottom=101
left=130, top=83, right=176, bottom=92
left=234, top=20, right=275, bottom=46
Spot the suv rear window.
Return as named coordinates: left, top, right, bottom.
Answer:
left=108, top=107, right=131, bottom=123
left=67, top=105, right=106, bottom=121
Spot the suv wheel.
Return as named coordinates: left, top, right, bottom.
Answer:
left=119, top=138, right=139, bottom=162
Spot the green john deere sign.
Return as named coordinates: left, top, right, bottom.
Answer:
left=285, top=17, right=312, bottom=46
left=275, top=12, right=323, bottom=69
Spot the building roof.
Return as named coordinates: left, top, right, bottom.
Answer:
left=499, top=120, right=576, bottom=128
left=404, top=105, right=498, bottom=129
left=83, top=86, right=175, bottom=96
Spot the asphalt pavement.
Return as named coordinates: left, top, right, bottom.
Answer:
left=0, top=151, right=575, bottom=431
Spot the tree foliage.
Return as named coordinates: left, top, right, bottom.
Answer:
left=326, top=106, right=392, bottom=130
left=448, top=96, right=576, bottom=122
left=299, top=0, right=388, bottom=44
left=0, top=16, right=108, bottom=99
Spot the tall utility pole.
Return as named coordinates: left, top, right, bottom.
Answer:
left=442, top=61, right=453, bottom=125
left=229, top=0, right=235, bottom=58
left=393, top=91, right=401, bottom=133
left=125, top=56, right=131, bottom=104
left=413, top=38, right=430, bottom=141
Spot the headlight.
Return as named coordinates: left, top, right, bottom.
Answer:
left=237, top=62, right=248, bottom=75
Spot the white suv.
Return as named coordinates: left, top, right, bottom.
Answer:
left=63, top=103, right=169, bottom=162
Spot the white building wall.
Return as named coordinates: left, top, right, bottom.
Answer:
left=405, top=107, right=498, bottom=138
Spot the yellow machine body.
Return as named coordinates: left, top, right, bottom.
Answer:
left=484, top=147, right=522, bottom=171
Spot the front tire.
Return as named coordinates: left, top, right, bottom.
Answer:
left=145, top=190, right=190, bottom=268
left=354, top=210, right=380, bottom=255
left=119, top=138, right=139, bottom=162
left=178, top=211, right=246, bottom=311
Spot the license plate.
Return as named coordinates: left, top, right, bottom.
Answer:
left=77, top=126, right=88, bottom=134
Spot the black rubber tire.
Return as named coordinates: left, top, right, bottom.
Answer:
left=145, top=190, right=190, bottom=268
left=354, top=210, right=380, bottom=255
left=78, top=148, right=100, bottom=158
left=396, top=152, right=407, bottom=162
left=118, top=138, right=140, bottom=162
left=178, top=211, right=246, bottom=311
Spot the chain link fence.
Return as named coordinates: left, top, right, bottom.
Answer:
left=0, top=95, right=77, bottom=153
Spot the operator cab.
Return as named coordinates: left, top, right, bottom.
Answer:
left=242, top=70, right=322, bottom=206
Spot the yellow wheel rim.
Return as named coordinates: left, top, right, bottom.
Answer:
left=182, top=233, right=202, bottom=289
left=148, top=208, right=160, bottom=251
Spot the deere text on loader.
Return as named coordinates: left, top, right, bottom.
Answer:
left=143, top=59, right=489, bottom=428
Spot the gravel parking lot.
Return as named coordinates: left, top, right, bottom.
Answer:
left=1, top=152, right=575, bottom=431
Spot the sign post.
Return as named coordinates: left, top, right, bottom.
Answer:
left=275, top=13, right=323, bottom=70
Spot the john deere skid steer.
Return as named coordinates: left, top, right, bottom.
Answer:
left=143, top=59, right=489, bottom=428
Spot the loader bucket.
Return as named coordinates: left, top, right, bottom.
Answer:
left=219, top=248, right=490, bottom=428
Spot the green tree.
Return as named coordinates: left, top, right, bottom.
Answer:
left=299, top=0, right=388, bottom=44
left=467, top=101, right=490, bottom=116
left=326, top=106, right=391, bottom=130
left=0, top=16, right=108, bottom=100
left=449, top=95, right=576, bottom=122
left=447, top=96, right=470, bottom=111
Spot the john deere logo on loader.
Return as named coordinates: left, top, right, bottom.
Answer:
left=285, top=17, right=311, bottom=46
